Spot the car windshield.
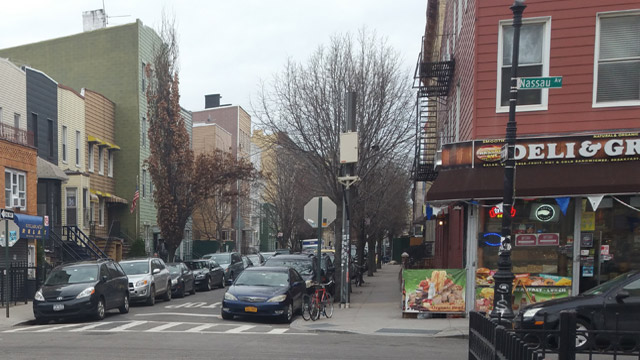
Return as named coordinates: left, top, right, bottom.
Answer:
left=235, top=271, right=289, bottom=287
left=582, top=272, right=636, bottom=296
left=185, top=261, right=207, bottom=270
left=167, top=265, right=181, bottom=275
left=120, top=261, right=150, bottom=275
left=206, top=254, right=230, bottom=264
left=266, top=259, right=313, bottom=275
left=45, top=265, right=98, bottom=285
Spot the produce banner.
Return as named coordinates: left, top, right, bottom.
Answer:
left=402, top=269, right=465, bottom=313
left=475, top=286, right=571, bottom=313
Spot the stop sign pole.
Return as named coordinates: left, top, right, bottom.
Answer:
left=304, top=196, right=337, bottom=285
left=315, top=198, right=323, bottom=284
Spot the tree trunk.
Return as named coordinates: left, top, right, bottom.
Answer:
left=376, top=237, right=383, bottom=269
left=367, top=237, right=375, bottom=276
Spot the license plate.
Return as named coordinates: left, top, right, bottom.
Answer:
left=244, top=306, right=257, bottom=313
left=53, top=304, right=64, bottom=311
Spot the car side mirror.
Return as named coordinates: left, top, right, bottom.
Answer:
left=616, top=289, right=630, bottom=302
left=101, top=275, right=108, bottom=283
left=153, top=268, right=161, bottom=275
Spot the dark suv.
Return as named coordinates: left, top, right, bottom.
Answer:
left=33, top=259, right=129, bottom=323
left=203, top=252, right=245, bottom=285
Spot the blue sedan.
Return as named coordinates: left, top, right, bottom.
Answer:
left=221, top=266, right=306, bottom=323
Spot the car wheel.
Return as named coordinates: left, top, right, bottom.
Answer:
left=282, top=303, right=293, bottom=324
left=218, top=275, right=225, bottom=289
left=575, top=319, right=591, bottom=350
left=146, top=285, right=156, bottom=306
left=177, top=282, right=185, bottom=298
left=163, top=283, right=172, bottom=301
left=119, top=294, right=130, bottom=314
left=95, top=297, right=106, bottom=320
left=189, top=281, right=196, bottom=295
left=221, top=309, right=233, bottom=320
left=205, top=277, right=212, bottom=291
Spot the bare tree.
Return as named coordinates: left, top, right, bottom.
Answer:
left=254, top=29, right=415, bottom=295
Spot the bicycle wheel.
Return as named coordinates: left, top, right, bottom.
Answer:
left=309, top=297, right=321, bottom=321
left=323, top=294, right=334, bottom=318
left=301, top=294, right=311, bottom=321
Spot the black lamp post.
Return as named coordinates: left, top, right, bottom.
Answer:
left=490, top=0, right=526, bottom=321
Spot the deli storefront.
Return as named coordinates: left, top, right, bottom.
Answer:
left=426, top=132, right=640, bottom=313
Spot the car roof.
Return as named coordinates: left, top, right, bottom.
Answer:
left=120, top=258, right=155, bottom=262
left=268, top=254, right=314, bottom=260
left=244, top=266, right=290, bottom=273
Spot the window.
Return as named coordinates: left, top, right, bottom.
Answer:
left=141, top=62, right=146, bottom=90
left=98, top=198, right=104, bottom=226
left=66, top=188, right=77, bottom=226
left=48, top=119, right=54, bottom=157
left=75, top=131, right=81, bottom=167
left=594, top=13, right=640, bottom=106
left=142, top=117, right=146, bottom=148
left=108, top=151, right=113, bottom=177
left=62, top=126, right=67, bottom=162
left=83, top=188, right=89, bottom=228
left=14, top=113, right=20, bottom=129
left=149, top=177, right=153, bottom=197
left=142, top=170, right=146, bottom=198
left=497, top=17, right=551, bottom=112
left=98, top=147, right=103, bottom=175
left=88, top=144, right=94, bottom=172
left=5, top=169, right=26, bottom=209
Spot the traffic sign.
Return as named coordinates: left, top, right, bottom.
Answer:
left=304, top=196, right=337, bottom=228
left=0, top=209, right=14, bottom=220
left=517, top=76, right=562, bottom=89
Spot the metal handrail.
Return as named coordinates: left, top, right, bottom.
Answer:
left=64, top=225, right=108, bottom=259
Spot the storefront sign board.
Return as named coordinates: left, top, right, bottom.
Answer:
left=402, top=269, right=466, bottom=313
left=514, top=233, right=559, bottom=246
left=537, top=233, right=560, bottom=246
left=515, top=234, right=537, bottom=246
left=581, top=212, right=596, bottom=231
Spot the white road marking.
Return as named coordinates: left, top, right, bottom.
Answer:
left=267, top=328, right=288, bottom=334
left=107, top=320, right=148, bottom=331
left=135, top=312, right=221, bottom=318
left=145, top=322, right=184, bottom=332
left=4, top=326, right=43, bottom=333
left=225, top=325, right=255, bottom=333
left=184, top=324, right=218, bottom=332
left=69, top=322, right=114, bottom=332
left=34, top=324, right=82, bottom=332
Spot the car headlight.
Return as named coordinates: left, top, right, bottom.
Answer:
left=171, top=279, right=178, bottom=286
left=267, top=295, right=287, bottom=303
left=76, top=287, right=95, bottom=299
left=135, top=279, right=148, bottom=287
left=224, top=292, right=238, bottom=301
left=34, top=289, right=44, bottom=301
left=523, top=308, right=543, bottom=318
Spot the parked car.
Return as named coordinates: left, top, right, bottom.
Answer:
left=120, top=257, right=172, bottom=305
left=515, top=270, right=640, bottom=350
left=33, top=259, right=129, bottom=323
left=261, top=252, right=276, bottom=261
left=166, top=262, right=196, bottom=298
left=274, top=248, right=292, bottom=255
left=242, top=255, right=254, bottom=269
left=247, top=253, right=265, bottom=266
left=264, top=253, right=335, bottom=294
left=184, top=259, right=225, bottom=290
left=203, top=252, right=245, bottom=285
left=221, top=266, right=306, bottom=323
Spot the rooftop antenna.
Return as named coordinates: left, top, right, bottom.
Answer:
left=102, top=0, right=130, bottom=26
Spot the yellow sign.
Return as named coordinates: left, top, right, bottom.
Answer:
left=581, top=212, right=595, bottom=231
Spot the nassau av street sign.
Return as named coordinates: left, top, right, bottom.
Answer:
left=517, top=76, right=562, bottom=89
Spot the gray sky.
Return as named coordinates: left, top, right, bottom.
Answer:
left=1, top=0, right=426, bottom=113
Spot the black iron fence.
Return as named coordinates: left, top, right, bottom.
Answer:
left=0, top=261, right=45, bottom=306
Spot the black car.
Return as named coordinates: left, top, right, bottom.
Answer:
left=167, top=262, right=196, bottom=298
left=202, top=252, right=245, bottom=285
left=33, top=259, right=129, bottom=323
left=184, top=259, right=225, bottom=291
left=221, top=266, right=306, bottom=323
left=515, top=270, right=640, bottom=349
left=264, top=253, right=335, bottom=293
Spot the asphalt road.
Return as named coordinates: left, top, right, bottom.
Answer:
left=0, top=286, right=469, bottom=359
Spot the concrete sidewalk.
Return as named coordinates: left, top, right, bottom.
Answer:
left=291, top=264, right=469, bottom=337
left=0, top=301, right=34, bottom=329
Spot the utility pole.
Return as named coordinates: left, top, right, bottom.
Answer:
left=490, top=0, right=526, bottom=322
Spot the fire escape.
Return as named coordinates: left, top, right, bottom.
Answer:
left=412, top=36, right=455, bottom=182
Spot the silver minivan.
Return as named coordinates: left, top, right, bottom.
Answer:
left=120, top=258, right=172, bottom=306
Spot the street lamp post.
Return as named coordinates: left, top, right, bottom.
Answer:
left=490, top=0, right=526, bottom=321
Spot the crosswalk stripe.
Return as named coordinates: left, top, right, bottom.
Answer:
left=267, top=328, right=288, bottom=334
left=185, top=324, right=218, bottom=332
left=107, top=320, right=148, bottom=331
left=225, top=325, right=255, bottom=333
left=145, top=322, right=184, bottom=332
left=69, top=322, right=114, bottom=332
left=4, top=326, right=40, bottom=333
left=34, top=324, right=81, bottom=332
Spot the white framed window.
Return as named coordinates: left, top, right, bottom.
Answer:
left=149, top=177, right=153, bottom=198
left=98, top=147, right=104, bottom=175
left=75, top=131, right=81, bottom=167
left=14, top=113, right=20, bottom=129
left=88, top=143, right=94, bottom=172
left=98, top=198, right=104, bottom=226
left=5, top=169, right=26, bottom=210
left=593, top=11, right=640, bottom=107
left=142, top=170, right=146, bottom=198
left=142, top=117, right=147, bottom=148
left=62, top=126, right=68, bottom=163
left=66, top=188, right=77, bottom=226
left=108, top=150, right=113, bottom=177
left=496, top=17, right=551, bottom=113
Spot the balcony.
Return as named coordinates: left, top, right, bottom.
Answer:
left=0, top=123, right=35, bottom=147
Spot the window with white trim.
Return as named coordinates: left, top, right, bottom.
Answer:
left=88, top=143, right=94, bottom=172
left=99, top=198, right=104, bottom=226
left=62, top=126, right=68, bottom=163
left=594, top=12, right=640, bottom=106
left=142, top=117, right=147, bottom=148
left=98, top=147, right=104, bottom=175
left=75, top=131, right=81, bottom=167
left=142, top=169, right=146, bottom=198
left=497, top=17, right=550, bottom=112
left=5, top=169, right=26, bottom=210
left=108, top=150, right=113, bottom=177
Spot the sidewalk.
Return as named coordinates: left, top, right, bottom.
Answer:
left=0, top=302, right=34, bottom=328
left=291, top=264, right=469, bottom=337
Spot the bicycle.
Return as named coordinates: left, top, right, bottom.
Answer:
left=302, top=281, right=334, bottom=321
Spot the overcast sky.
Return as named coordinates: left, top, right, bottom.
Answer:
left=1, top=0, right=426, bottom=113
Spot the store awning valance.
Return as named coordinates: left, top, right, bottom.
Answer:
left=426, top=161, right=640, bottom=202
left=90, top=193, right=99, bottom=203
left=87, top=135, right=105, bottom=145
left=105, top=194, right=128, bottom=204
left=13, top=214, right=46, bottom=240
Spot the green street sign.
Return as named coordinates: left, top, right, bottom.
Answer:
left=517, top=76, right=563, bottom=89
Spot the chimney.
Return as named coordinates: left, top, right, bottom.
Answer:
left=205, top=94, right=221, bottom=109
left=83, top=9, right=107, bottom=32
